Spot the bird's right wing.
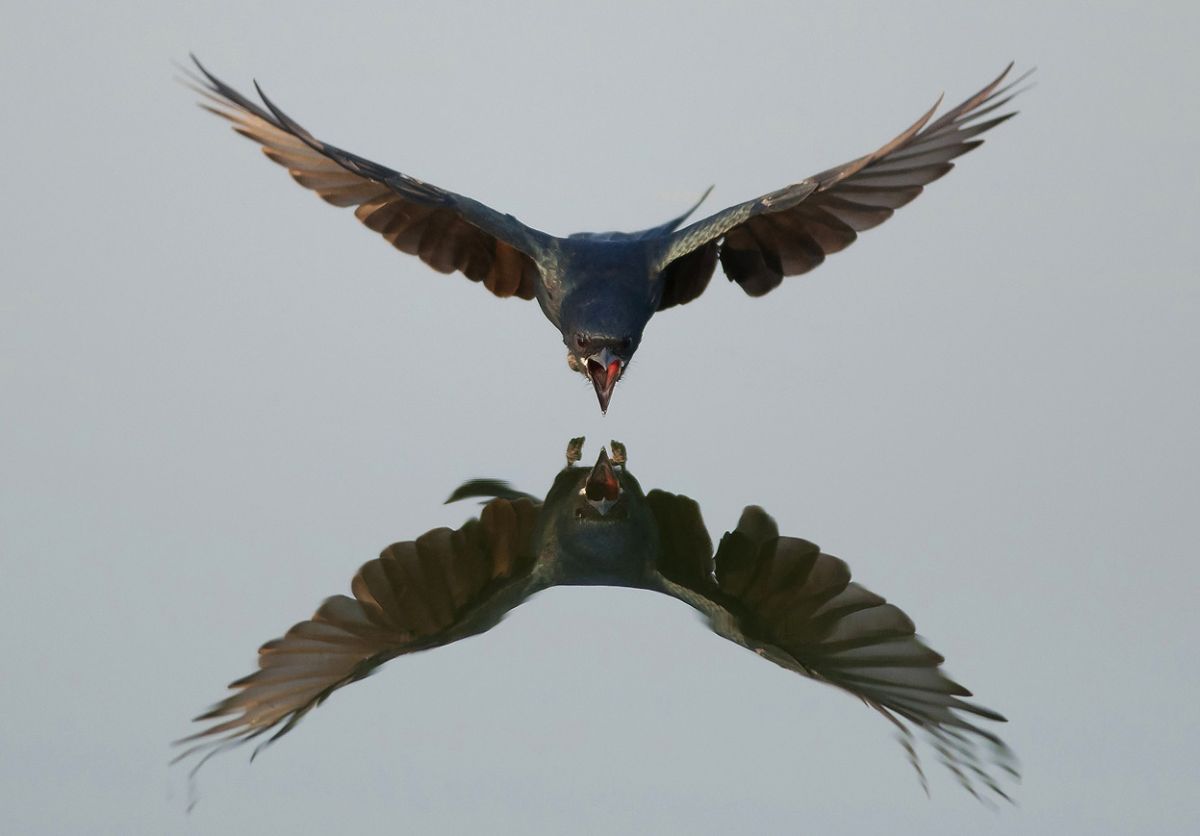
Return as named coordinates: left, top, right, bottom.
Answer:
left=184, top=56, right=550, bottom=299
left=176, top=497, right=541, bottom=769
left=645, top=493, right=1017, bottom=801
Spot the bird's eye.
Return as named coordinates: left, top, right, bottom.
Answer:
left=619, top=337, right=632, bottom=353
left=574, top=334, right=586, bottom=351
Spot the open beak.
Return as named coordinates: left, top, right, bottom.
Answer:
left=584, top=448, right=621, bottom=514
left=586, top=348, right=623, bottom=414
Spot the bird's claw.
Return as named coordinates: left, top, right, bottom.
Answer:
left=566, top=436, right=585, bottom=467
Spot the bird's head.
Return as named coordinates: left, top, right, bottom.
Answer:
left=565, top=333, right=638, bottom=414
left=545, top=445, right=632, bottom=522
left=575, top=446, right=625, bottom=518
left=541, top=441, right=656, bottom=585
left=558, top=271, right=652, bottom=414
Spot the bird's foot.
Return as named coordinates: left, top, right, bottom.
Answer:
left=565, top=436, right=585, bottom=468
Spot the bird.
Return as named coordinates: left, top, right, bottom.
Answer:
left=177, top=439, right=1018, bottom=801
left=183, top=57, right=1030, bottom=413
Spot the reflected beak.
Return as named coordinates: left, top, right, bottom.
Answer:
left=586, top=348, right=623, bottom=414
left=584, top=448, right=621, bottom=514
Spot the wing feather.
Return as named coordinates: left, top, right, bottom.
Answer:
left=647, top=501, right=1017, bottom=801
left=656, top=65, right=1029, bottom=303
left=186, top=56, right=547, bottom=300
left=175, top=498, right=541, bottom=769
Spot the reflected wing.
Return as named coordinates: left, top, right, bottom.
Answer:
left=646, top=493, right=1017, bottom=801
left=185, top=56, right=547, bottom=299
left=176, top=498, right=541, bottom=769
left=655, top=65, right=1028, bottom=303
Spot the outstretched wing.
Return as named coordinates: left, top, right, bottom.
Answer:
left=184, top=56, right=549, bottom=299
left=175, top=498, right=542, bottom=770
left=654, top=64, right=1029, bottom=304
left=646, top=493, right=1017, bottom=801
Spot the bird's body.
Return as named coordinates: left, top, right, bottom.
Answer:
left=542, top=238, right=657, bottom=349
left=185, top=58, right=1029, bottom=412
left=179, top=440, right=1017, bottom=801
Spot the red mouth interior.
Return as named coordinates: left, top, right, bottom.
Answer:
left=587, top=359, right=621, bottom=391
left=585, top=452, right=620, bottom=502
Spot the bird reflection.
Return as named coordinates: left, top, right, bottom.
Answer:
left=178, top=440, right=1017, bottom=801
left=183, top=58, right=1029, bottom=413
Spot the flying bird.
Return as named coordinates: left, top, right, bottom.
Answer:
left=184, top=58, right=1029, bottom=412
left=178, top=440, right=1017, bottom=801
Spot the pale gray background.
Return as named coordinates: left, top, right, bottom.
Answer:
left=2, top=1, right=1197, bottom=833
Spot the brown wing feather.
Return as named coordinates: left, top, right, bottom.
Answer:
left=175, top=498, right=541, bottom=769
left=643, top=489, right=715, bottom=584
left=714, top=507, right=1017, bottom=800
left=660, top=65, right=1028, bottom=302
left=656, top=241, right=718, bottom=311
left=649, top=501, right=1017, bottom=801
left=187, top=59, right=542, bottom=300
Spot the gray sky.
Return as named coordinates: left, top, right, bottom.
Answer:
left=2, top=1, right=1198, bottom=833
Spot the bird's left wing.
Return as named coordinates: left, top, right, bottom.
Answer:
left=183, top=57, right=549, bottom=299
left=653, top=64, right=1029, bottom=304
left=644, top=493, right=1017, bottom=801
left=175, top=497, right=541, bottom=769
